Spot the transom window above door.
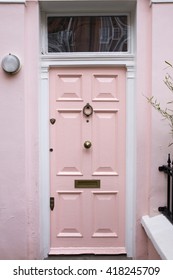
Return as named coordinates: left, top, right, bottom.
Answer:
left=47, top=16, right=129, bottom=53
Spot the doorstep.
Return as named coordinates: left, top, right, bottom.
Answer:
left=45, top=254, right=132, bottom=260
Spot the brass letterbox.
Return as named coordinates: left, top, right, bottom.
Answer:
left=75, top=180, right=100, bottom=189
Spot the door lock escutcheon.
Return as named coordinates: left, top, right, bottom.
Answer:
left=50, top=197, right=55, bottom=211
left=50, top=118, right=56, bottom=125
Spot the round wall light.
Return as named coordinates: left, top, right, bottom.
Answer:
left=1, top=54, right=21, bottom=74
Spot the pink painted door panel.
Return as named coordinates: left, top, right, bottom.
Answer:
left=49, top=67, right=126, bottom=254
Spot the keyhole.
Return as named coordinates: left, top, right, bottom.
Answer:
left=86, top=119, right=89, bottom=123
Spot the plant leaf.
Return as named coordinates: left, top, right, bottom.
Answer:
left=165, top=61, right=173, bottom=67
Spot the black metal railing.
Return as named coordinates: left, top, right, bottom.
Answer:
left=158, top=154, right=173, bottom=224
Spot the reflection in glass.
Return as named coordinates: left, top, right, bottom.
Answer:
left=48, top=16, right=129, bottom=53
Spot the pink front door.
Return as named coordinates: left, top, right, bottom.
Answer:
left=49, top=67, right=126, bottom=254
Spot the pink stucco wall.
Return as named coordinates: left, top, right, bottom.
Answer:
left=0, top=0, right=173, bottom=260
left=150, top=3, right=173, bottom=215
left=149, top=2, right=173, bottom=259
left=135, top=0, right=152, bottom=259
left=136, top=0, right=173, bottom=259
left=0, top=2, right=39, bottom=259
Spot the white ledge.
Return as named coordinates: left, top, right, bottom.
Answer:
left=141, top=215, right=173, bottom=260
left=0, top=0, right=25, bottom=3
left=41, top=54, right=135, bottom=68
left=151, top=0, right=173, bottom=3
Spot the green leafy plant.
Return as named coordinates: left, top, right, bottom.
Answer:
left=146, top=61, right=173, bottom=145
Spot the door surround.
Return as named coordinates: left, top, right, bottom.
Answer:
left=39, top=1, right=136, bottom=259
left=40, top=57, right=135, bottom=258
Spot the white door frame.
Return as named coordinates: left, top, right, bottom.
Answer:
left=39, top=54, right=136, bottom=258
left=39, top=0, right=136, bottom=259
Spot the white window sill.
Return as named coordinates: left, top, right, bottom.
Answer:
left=141, top=215, right=173, bottom=260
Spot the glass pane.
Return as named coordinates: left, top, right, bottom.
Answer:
left=47, top=16, right=129, bottom=53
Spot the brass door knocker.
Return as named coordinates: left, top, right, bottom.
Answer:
left=83, top=103, right=93, bottom=117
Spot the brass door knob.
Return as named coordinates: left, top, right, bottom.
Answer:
left=84, top=140, right=92, bottom=149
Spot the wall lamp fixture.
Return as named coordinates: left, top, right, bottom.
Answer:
left=1, top=54, right=21, bottom=74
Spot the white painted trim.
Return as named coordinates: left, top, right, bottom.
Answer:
left=151, top=0, right=173, bottom=3
left=141, top=215, right=173, bottom=260
left=40, top=57, right=136, bottom=259
left=125, top=65, right=136, bottom=258
left=0, top=0, right=25, bottom=3
left=42, top=13, right=133, bottom=55
left=41, top=54, right=135, bottom=67
left=39, top=67, right=50, bottom=258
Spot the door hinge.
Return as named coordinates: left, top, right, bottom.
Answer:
left=50, top=197, right=55, bottom=211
